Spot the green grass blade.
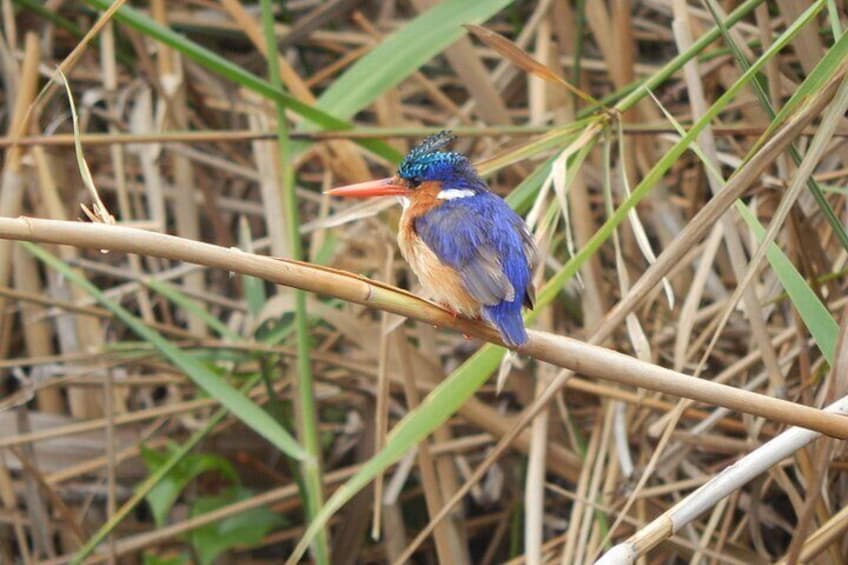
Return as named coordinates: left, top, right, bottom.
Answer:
left=615, top=0, right=765, bottom=112
left=22, top=242, right=307, bottom=461
left=504, top=154, right=557, bottom=214
left=828, top=0, right=843, bottom=38
left=702, top=0, right=848, bottom=252
left=314, top=0, right=512, bottom=121
left=13, top=0, right=134, bottom=66
left=238, top=217, right=267, bottom=320
left=287, top=343, right=505, bottom=564
left=759, top=22, right=848, bottom=143
left=654, top=84, right=839, bottom=368
left=735, top=204, right=838, bottom=364
left=259, top=1, right=328, bottom=563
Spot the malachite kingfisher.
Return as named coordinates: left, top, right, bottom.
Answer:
left=327, top=131, right=538, bottom=348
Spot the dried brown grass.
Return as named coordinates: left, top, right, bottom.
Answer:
left=2, top=2, right=848, bottom=564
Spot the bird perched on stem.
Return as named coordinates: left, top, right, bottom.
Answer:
left=327, top=131, right=537, bottom=348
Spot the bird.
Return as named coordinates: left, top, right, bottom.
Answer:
left=327, top=131, right=537, bottom=348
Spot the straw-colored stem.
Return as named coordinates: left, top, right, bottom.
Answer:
left=1, top=217, right=847, bottom=440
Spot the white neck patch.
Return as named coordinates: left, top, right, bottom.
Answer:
left=436, top=188, right=475, bottom=200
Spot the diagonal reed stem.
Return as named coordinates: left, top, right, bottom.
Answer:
left=1, top=218, right=847, bottom=441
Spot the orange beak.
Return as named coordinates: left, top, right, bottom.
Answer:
left=325, top=177, right=411, bottom=198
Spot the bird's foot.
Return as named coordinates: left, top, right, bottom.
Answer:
left=436, top=303, right=464, bottom=322
left=430, top=304, right=457, bottom=329
left=438, top=306, right=473, bottom=340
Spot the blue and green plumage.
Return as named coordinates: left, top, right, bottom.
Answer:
left=398, top=132, right=537, bottom=347
left=328, top=130, right=537, bottom=347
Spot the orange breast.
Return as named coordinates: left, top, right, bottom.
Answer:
left=397, top=182, right=481, bottom=317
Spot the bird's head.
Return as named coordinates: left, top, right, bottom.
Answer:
left=326, top=131, right=487, bottom=203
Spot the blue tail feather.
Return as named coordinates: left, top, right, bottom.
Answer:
left=482, top=301, right=528, bottom=347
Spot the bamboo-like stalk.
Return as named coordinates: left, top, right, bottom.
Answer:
left=0, top=451, right=31, bottom=562
left=14, top=238, right=63, bottom=413
left=100, top=20, right=154, bottom=323
left=2, top=217, right=847, bottom=439
left=392, top=331, right=468, bottom=564
left=598, top=386, right=848, bottom=564
left=372, top=249, right=392, bottom=541
left=32, top=147, right=109, bottom=422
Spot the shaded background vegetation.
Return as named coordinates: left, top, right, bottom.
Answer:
left=1, top=1, right=848, bottom=563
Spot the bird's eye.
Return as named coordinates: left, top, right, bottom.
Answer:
left=407, top=177, right=422, bottom=189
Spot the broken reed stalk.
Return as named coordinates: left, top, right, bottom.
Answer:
left=1, top=216, right=847, bottom=439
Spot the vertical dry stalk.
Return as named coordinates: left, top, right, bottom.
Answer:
left=0, top=32, right=40, bottom=358
left=150, top=0, right=205, bottom=336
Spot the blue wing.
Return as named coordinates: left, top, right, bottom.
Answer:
left=415, top=193, right=536, bottom=346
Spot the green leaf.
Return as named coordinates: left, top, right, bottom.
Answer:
left=758, top=18, right=848, bottom=145
left=505, top=154, right=556, bottom=214
left=704, top=4, right=848, bottom=253
left=141, top=444, right=239, bottom=527
left=72, top=374, right=263, bottom=564
left=314, top=0, right=512, bottom=121
left=188, top=486, right=283, bottom=565
left=22, top=242, right=309, bottom=461
left=735, top=203, right=838, bottom=364
left=311, top=232, right=339, bottom=266
left=259, top=0, right=328, bottom=561
left=238, top=217, right=267, bottom=320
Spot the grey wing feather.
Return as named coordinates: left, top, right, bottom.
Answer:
left=518, top=222, right=538, bottom=309
left=415, top=205, right=515, bottom=307
left=460, top=246, right=515, bottom=306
